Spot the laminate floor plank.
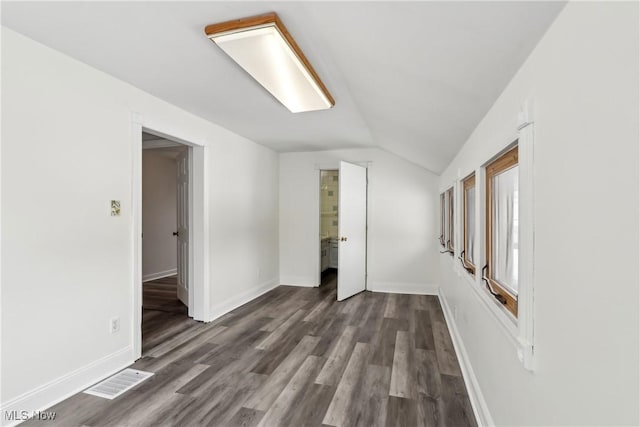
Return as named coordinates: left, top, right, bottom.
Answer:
left=256, top=309, right=307, bottom=350
left=370, top=317, right=409, bottom=367
left=281, top=383, right=337, bottom=427
left=348, top=364, right=391, bottom=427
left=386, top=396, right=418, bottom=427
left=440, top=374, right=478, bottom=427
left=257, top=355, right=325, bottom=427
left=174, top=372, right=267, bottom=426
left=383, top=293, right=398, bottom=318
left=416, top=349, right=442, bottom=398
left=250, top=319, right=313, bottom=375
left=432, top=319, right=462, bottom=377
left=226, top=407, right=266, bottom=427
left=314, top=325, right=358, bottom=386
left=414, top=309, right=436, bottom=351
left=355, top=292, right=387, bottom=343
left=322, top=342, right=370, bottom=426
left=244, top=335, right=321, bottom=411
left=389, top=330, right=416, bottom=399
left=177, top=348, right=265, bottom=398
left=142, top=276, right=187, bottom=314
left=29, top=279, right=475, bottom=427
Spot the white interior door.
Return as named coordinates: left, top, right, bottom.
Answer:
left=176, top=149, right=189, bottom=307
left=337, top=161, right=367, bottom=301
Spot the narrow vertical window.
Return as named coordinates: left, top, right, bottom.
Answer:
left=462, top=174, right=476, bottom=274
left=440, top=193, right=446, bottom=247
left=485, top=145, right=519, bottom=317
left=447, top=187, right=454, bottom=253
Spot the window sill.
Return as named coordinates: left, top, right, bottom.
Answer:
left=467, top=271, right=520, bottom=348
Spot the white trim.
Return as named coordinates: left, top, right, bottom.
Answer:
left=208, top=278, right=280, bottom=322
left=454, top=99, right=536, bottom=370
left=130, top=112, right=143, bottom=360
left=467, top=273, right=519, bottom=348
left=516, top=100, right=535, bottom=371
left=185, top=146, right=194, bottom=318
left=368, top=282, right=439, bottom=295
left=190, top=144, right=210, bottom=322
left=142, top=269, right=177, bottom=283
left=132, top=117, right=211, bottom=361
left=279, top=278, right=318, bottom=288
left=142, top=139, right=182, bottom=150
left=438, top=290, right=494, bottom=427
left=0, top=347, right=133, bottom=427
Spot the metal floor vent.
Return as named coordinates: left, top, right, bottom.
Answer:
left=84, top=368, right=154, bottom=400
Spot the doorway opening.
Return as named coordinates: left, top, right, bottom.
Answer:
left=319, top=170, right=339, bottom=291
left=317, top=161, right=369, bottom=302
left=140, top=132, right=195, bottom=355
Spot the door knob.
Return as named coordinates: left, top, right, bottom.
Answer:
left=173, top=231, right=179, bottom=236
left=340, top=236, right=347, bottom=242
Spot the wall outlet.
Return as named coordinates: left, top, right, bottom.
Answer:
left=109, top=317, right=120, bottom=333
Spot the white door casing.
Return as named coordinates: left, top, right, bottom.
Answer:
left=176, top=149, right=189, bottom=306
left=337, top=161, right=367, bottom=301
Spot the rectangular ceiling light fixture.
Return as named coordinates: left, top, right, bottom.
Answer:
left=205, top=13, right=335, bottom=113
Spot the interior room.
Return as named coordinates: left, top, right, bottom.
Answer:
left=319, top=170, right=339, bottom=288
left=1, top=1, right=638, bottom=426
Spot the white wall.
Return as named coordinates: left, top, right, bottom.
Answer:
left=438, top=2, right=639, bottom=426
left=280, top=148, right=439, bottom=293
left=142, top=149, right=178, bottom=281
left=1, top=27, right=279, bottom=415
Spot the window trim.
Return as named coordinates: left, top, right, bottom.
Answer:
left=446, top=187, right=454, bottom=254
left=439, top=193, right=446, bottom=247
left=485, top=145, right=519, bottom=318
left=462, top=174, right=476, bottom=275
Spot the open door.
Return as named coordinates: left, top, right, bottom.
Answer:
left=337, top=161, right=367, bottom=301
left=176, top=149, right=189, bottom=306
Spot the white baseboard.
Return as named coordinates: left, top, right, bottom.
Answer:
left=368, top=281, right=439, bottom=295
left=208, top=278, right=280, bottom=322
left=0, top=346, right=134, bottom=427
left=279, top=276, right=318, bottom=288
left=142, top=268, right=177, bottom=283
left=438, top=289, right=494, bottom=427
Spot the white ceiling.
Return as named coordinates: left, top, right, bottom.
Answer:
left=1, top=1, right=565, bottom=173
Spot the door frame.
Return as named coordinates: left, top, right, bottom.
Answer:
left=314, top=161, right=371, bottom=290
left=131, top=113, right=210, bottom=359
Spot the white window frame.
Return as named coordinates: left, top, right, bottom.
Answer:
left=455, top=99, right=535, bottom=371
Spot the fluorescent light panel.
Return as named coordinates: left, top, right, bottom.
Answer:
left=205, top=13, right=334, bottom=113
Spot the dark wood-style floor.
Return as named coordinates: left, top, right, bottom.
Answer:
left=24, top=272, right=476, bottom=427
left=142, top=276, right=192, bottom=356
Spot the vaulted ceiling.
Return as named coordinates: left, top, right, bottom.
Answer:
left=1, top=1, right=565, bottom=173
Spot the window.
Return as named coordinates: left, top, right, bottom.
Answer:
left=446, top=187, right=454, bottom=253
left=485, top=145, right=519, bottom=317
left=439, top=193, right=446, bottom=247
left=440, top=188, right=454, bottom=253
left=462, top=174, right=476, bottom=274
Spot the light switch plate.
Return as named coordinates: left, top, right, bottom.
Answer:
left=111, top=200, right=121, bottom=217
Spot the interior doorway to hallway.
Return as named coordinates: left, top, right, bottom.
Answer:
left=140, top=131, right=193, bottom=355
